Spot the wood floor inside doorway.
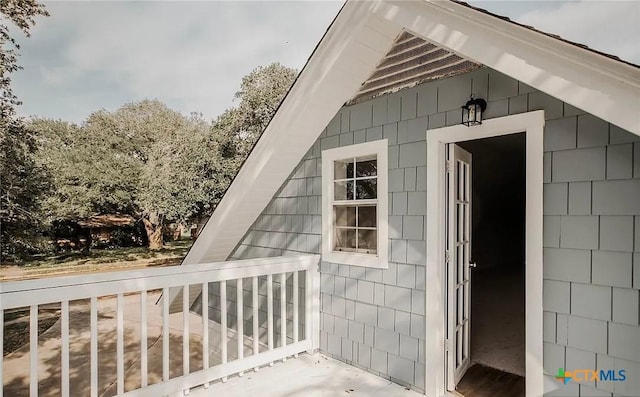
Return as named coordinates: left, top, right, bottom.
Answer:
left=455, top=364, right=525, bottom=397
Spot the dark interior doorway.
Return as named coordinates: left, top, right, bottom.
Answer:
left=456, top=133, right=526, bottom=393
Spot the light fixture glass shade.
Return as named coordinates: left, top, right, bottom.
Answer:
left=461, top=96, right=487, bottom=126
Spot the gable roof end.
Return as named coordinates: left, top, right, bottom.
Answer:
left=185, top=0, right=640, bottom=268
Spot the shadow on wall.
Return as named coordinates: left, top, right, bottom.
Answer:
left=190, top=273, right=307, bottom=348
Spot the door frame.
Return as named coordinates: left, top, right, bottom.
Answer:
left=424, top=111, right=545, bottom=397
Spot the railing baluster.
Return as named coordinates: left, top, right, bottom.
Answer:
left=201, top=282, right=209, bottom=389
left=237, top=278, right=244, bottom=376
left=304, top=270, right=311, bottom=354
left=252, top=276, right=259, bottom=372
left=30, top=304, right=38, bottom=397
left=140, top=290, right=148, bottom=388
left=280, top=272, right=287, bottom=362
left=0, top=308, right=3, bottom=397
left=117, top=294, right=124, bottom=395
left=162, top=287, right=170, bottom=382
left=61, top=300, right=70, bottom=397
left=183, top=284, right=190, bottom=378
left=293, top=271, right=299, bottom=358
left=90, top=297, right=98, bottom=397
left=220, top=280, right=227, bottom=382
left=267, top=274, right=274, bottom=366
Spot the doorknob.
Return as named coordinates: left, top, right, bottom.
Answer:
left=469, top=262, right=477, bottom=268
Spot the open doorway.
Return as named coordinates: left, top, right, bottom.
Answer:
left=452, top=133, right=526, bottom=397
left=425, top=111, right=544, bottom=397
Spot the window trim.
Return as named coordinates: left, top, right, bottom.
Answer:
left=321, top=139, right=388, bottom=268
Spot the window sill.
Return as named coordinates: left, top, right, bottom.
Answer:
left=323, top=251, right=388, bottom=269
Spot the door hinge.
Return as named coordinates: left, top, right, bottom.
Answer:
left=445, top=338, right=451, bottom=351
left=445, top=251, right=451, bottom=264
left=446, top=160, right=452, bottom=173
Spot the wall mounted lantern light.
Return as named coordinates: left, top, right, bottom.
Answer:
left=461, top=95, right=487, bottom=126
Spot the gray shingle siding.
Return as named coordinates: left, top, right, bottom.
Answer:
left=226, top=67, right=640, bottom=395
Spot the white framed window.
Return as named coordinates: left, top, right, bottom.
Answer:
left=321, top=139, right=388, bottom=268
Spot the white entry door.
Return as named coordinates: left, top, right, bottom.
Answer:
left=446, top=143, right=472, bottom=389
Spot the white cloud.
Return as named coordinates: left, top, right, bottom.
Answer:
left=14, top=1, right=342, bottom=122
left=13, top=1, right=638, bottom=123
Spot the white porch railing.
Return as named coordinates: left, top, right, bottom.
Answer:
left=1, top=254, right=321, bottom=397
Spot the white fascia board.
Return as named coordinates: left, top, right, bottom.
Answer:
left=370, top=0, right=640, bottom=136
left=182, top=2, right=402, bottom=265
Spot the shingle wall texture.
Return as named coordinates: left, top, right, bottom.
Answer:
left=225, top=67, right=640, bottom=395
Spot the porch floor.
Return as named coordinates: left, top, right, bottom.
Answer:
left=188, top=353, right=424, bottom=397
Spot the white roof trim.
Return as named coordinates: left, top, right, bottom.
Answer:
left=185, top=0, right=640, bottom=267
left=372, top=0, right=640, bottom=135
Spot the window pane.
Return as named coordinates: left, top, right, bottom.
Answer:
left=334, top=159, right=354, bottom=180
left=355, top=179, right=377, bottom=199
left=357, top=230, right=377, bottom=253
left=356, top=158, right=377, bottom=177
left=357, top=206, right=376, bottom=227
left=335, top=206, right=356, bottom=227
left=334, top=180, right=354, bottom=200
left=335, top=228, right=356, bottom=251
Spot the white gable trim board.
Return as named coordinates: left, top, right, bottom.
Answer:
left=426, top=111, right=545, bottom=397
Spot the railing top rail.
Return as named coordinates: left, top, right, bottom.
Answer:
left=0, top=255, right=320, bottom=309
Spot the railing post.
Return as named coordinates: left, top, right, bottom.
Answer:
left=280, top=272, right=287, bottom=362
left=141, top=290, right=148, bottom=388
left=0, top=308, right=3, bottom=397
left=30, top=305, right=38, bottom=397
left=182, top=284, right=191, bottom=396
left=220, top=280, right=228, bottom=382
left=90, top=297, right=98, bottom=397
left=117, top=294, right=124, bottom=395
left=252, top=276, right=260, bottom=372
left=236, top=278, right=244, bottom=376
left=201, top=282, right=209, bottom=389
left=61, top=300, right=70, bottom=397
left=162, top=287, right=170, bottom=382
left=293, top=271, right=299, bottom=358
left=267, top=274, right=274, bottom=366
left=305, top=260, right=321, bottom=354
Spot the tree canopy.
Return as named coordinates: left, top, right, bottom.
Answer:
left=0, top=0, right=49, bottom=118
left=0, top=0, right=49, bottom=262
left=31, top=100, right=239, bottom=249
left=4, top=56, right=296, bottom=257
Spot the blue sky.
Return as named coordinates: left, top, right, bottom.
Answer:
left=11, top=1, right=640, bottom=124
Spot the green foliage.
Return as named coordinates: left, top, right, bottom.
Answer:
left=31, top=117, right=138, bottom=220
left=222, top=62, right=298, bottom=156
left=0, top=0, right=49, bottom=118
left=0, top=0, right=50, bottom=262
left=30, top=100, right=239, bottom=249
left=6, top=62, right=297, bottom=257
left=0, top=119, right=53, bottom=261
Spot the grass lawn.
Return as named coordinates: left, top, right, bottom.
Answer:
left=0, top=239, right=193, bottom=281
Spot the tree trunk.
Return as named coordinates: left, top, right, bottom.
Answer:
left=81, top=228, right=92, bottom=254
left=142, top=214, right=164, bottom=250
